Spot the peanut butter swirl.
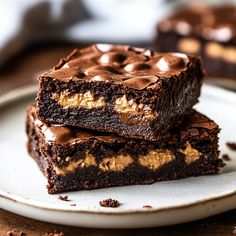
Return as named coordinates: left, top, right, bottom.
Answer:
left=44, top=44, right=191, bottom=90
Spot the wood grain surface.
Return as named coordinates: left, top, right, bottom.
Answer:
left=0, top=43, right=236, bottom=236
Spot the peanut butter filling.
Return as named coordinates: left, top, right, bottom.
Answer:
left=54, top=153, right=96, bottom=175
left=114, top=95, right=156, bottom=121
left=177, top=38, right=201, bottom=54
left=51, top=90, right=106, bottom=109
left=52, top=91, right=156, bottom=121
left=180, top=142, right=201, bottom=164
left=139, top=150, right=175, bottom=170
left=53, top=143, right=201, bottom=175
left=205, top=43, right=236, bottom=64
left=99, top=155, right=133, bottom=172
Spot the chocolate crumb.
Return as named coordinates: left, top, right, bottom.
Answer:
left=70, top=203, right=76, bottom=206
left=226, top=142, right=236, bottom=151
left=42, top=231, right=64, bottom=236
left=99, top=198, right=120, bottom=208
left=143, top=205, right=153, bottom=208
left=222, top=154, right=231, bottom=161
left=58, top=195, right=69, bottom=201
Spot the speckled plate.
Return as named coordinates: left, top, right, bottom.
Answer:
left=0, top=84, right=236, bottom=228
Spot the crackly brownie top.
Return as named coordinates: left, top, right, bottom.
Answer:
left=158, top=5, right=236, bottom=42
left=40, top=44, right=198, bottom=90
left=28, top=105, right=218, bottom=145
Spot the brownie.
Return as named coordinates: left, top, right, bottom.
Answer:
left=154, top=5, right=236, bottom=80
left=99, top=198, right=120, bottom=208
left=26, top=105, right=224, bottom=194
left=36, top=44, right=204, bottom=141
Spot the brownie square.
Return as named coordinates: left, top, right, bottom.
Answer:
left=154, top=5, right=236, bottom=80
left=26, top=105, right=224, bottom=194
left=36, top=44, right=204, bottom=141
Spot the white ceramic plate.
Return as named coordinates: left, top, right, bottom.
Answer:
left=0, top=84, right=236, bottom=228
left=207, top=78, right=236, bottom=91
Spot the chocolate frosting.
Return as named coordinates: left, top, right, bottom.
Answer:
left=158, top=5, right=236, bottom=42
left=29, top=106, right=218, bottom=145
left=42, top=44, right=191, bottom=90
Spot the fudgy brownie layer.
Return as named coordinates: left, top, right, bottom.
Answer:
left=26, top=105, right=224, bottom=194
left=36, top=44, right=203, bottom=140
left=154, top=5, right=236, bottom=79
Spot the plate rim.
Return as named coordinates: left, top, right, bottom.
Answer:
left=1, top=188, right=236, bottom=215
left=1, top=84, right=236, bottom=216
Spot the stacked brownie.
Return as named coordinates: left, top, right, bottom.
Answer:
left=26, top=44, right=224, bottom=194
left=154, top=5, right=236, bottom=80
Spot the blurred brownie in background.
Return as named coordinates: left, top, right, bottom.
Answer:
left=154, top=5, right=236, bottom=80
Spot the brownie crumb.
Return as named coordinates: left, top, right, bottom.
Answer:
left=222, top=154, right=231, bottom=161
left=226, top=142, right=236, bottom=151
left=99, top=198, right=120, bottom=208
left=58, top=195, right=69, bottom=201
left=70, top=203, right=76, bottom=206
left=42, top=231, right=64, bottom=236
left=143, top=205, right=153, bottom=208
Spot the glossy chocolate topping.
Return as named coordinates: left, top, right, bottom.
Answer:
left=158, top=5, right=236, bottom=42
left=30, top=106, right=125, bottom=144
left=29, top=106, right=217, bottom=144
left=42, top=44, right=191, bottom=90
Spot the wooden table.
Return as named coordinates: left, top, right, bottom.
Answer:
left=0, top=44, right=235, bottom=236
